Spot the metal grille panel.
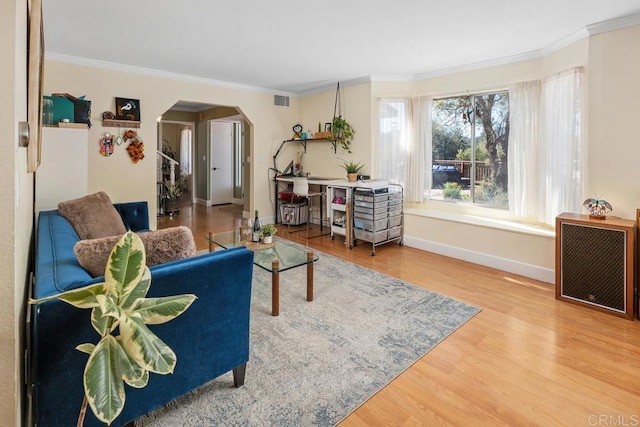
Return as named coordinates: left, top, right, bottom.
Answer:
left=274, top=95, right=290, bottom=107
left=560, top=222, right=626, bottom=313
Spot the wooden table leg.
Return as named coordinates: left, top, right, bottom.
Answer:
left=307, top=251, right=314, bottom=302
left=208, top=231, right=214, bottom=252
left=272, top=259, right=280, bottom=316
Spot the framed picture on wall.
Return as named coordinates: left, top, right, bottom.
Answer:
left=115, top=97, right=141, bottom=121
left=27, top=0, right=44, bottom=172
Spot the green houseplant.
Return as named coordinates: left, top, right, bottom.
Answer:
left=164, top=180, right=183, bottom=215
left=164, top=180, right=183, bottom=200
left=340, top=160, right=365, bottom=182
left=259, top=223, right=278, bottom=243
left=30, top=231, right=196, bottom=426
left=328, top=116, right=355, bottom=153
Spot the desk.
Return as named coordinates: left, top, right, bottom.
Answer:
left=274, top=177, right=390, bottom=242
left=274, top=177, right=344, bottom=228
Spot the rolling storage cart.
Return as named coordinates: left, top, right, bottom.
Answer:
left=328, top=185, right=353, bottom=247
left=353, top=183, right=403, bottom=255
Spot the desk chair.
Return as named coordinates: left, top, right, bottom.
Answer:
left=290, top=177, right=328, bottom=238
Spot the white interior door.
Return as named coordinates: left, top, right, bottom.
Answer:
left=210, top=121, right=234, bottom=205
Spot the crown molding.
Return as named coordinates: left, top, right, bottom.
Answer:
left=297, top=76, right=375, bottom=97
left=46, top=12, right=640, bottom=97
left=539, top=27, right=590, bottom=56
left=369, top=75, right=416, bottom=82
left=414, top=50, right=543, bottom=80
left=587, top=11, right=640, bottom=35
left=45, top=52, right=296, bottom=97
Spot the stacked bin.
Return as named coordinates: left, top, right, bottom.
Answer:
left=352, top=184, right=403, bottom=255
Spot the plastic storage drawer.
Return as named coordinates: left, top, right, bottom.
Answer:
left=354, top=228, right=388, bottom=243
left=388, top=214, right=402, bottom=228
left=354, top=211, right=388, bottom=221
left=354, top=200, right=389, bottom=209
left=388, top=226, right=402, bottom=239
left=354, top=217, right=388, bottom=231
left=354, top=193, right=389, bottom=203
left=388, top=204, right=402, bottom=215
left=354, top=205, right=387, bottom=216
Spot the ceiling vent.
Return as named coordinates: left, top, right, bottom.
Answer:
left=274, top=95, right=290, bottom=107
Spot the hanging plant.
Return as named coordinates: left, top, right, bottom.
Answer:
left=328, top=115, right=355, bottom=153
left=328, top=83, right=355, bottom=153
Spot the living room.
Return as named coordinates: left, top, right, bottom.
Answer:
left=3, top=1, right=640, bottom=426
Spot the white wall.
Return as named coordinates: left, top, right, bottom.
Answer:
left=0, top=0, right=32, bottom=425
left=44, top=60, right=299, bottom=228
left=297, top=83, right=373, bottom=179
left=296, top=30, right=640, bottom=283
left=587, top=25, right=640, bottom=220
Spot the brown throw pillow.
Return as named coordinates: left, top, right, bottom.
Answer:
left=58, top=192, right=127, bottom=240
left=73, top=226, right=197, bottom=277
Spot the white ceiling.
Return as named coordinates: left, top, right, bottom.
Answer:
left=43, top=0, right=640, bottom=95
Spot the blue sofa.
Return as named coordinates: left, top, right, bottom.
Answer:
left=29, top=202, right=254, bottom=426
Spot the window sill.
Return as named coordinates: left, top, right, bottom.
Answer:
left=404, top=206, right=555, bottom=238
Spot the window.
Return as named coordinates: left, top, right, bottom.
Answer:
left=431, top=91, right=509, bottom=208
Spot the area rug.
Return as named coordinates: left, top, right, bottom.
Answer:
left=137, top=243, right=480, bottom=426
left=218, top=203, right=243, bottom=215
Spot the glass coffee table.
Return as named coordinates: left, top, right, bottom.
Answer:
left=207, top=231, right=318, bottom=316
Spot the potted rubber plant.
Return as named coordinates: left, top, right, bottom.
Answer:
left=340, top=160, right=365, bottom=182
left=328, top=116, right=355, bottom=153
left=30, top=231, right=197, bottom=426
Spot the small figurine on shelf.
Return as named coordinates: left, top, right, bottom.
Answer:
left=292, top=123, right=303, bottom=140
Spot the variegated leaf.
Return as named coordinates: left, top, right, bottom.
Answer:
left=120, top=267, right=151, bottom=310
left=29, top=282, right=106, bottom=308
left=76, top=343, right=95, bottom=355
left=84, top=335, right=126, bottom=425
left=133, top=294, right=197, bottom=325
left=119, top=314, right=177, bottom=374
left=104, top=232, right=146, bottom=300
left=115, top=336, right=149, bottom=389
left=96, top=294, right=122, bottom=320
left=90, top=304, right=116, bottom=336
left=125, top=369, right=149, bottom=389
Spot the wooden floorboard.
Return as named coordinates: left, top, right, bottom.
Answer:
left=159, top=204, right=640, bottom=426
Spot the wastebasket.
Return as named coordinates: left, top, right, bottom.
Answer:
left=280, top=201, right=308, bottom=225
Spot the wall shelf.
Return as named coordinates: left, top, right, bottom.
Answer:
left=102, top=119, right=141, bottom=128
left=272, top=137, right=336, bottom=175
left=282, top=138, right=336, bottom=153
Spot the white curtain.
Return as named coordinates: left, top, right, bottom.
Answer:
left=539, top=67, right=585, bottom=225
left=408, top=96, right=432, bottom=202
left=180, top=128, right=192, bottom=176
left=508, top=80, right=540, bottom=220
left=376, top=98, right=412, bottom=188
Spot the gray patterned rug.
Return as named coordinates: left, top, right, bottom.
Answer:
left=137, top=243, right=480, bottom=426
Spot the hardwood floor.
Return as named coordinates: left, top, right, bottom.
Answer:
left=159, top=204, right=640, bottom=426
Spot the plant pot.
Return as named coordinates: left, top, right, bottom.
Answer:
left=347, top=173, right=358, bottom=182
left=165, top=198, right=180, bottom=215
left=262, top=235, right=273, bottom=244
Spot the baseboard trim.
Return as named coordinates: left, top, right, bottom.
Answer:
left=195, top=198, right=211, bottom=207
left=403, top=235, right=555, bottom=284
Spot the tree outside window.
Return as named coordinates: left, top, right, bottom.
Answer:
left=431, top=91, right=509, bottom=208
